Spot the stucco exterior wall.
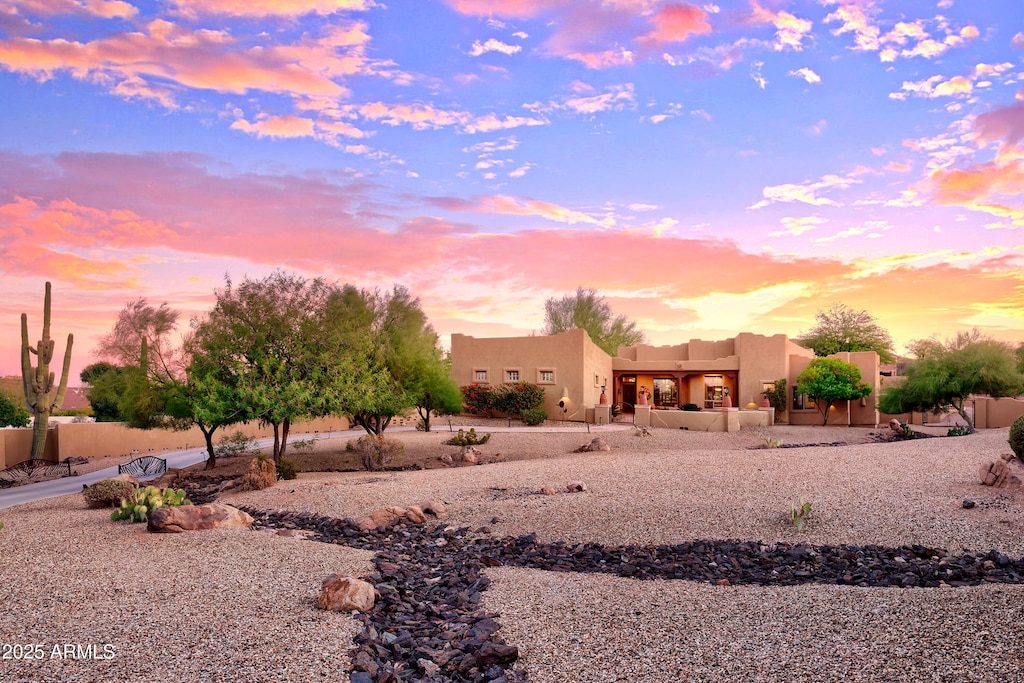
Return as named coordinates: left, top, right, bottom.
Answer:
left=788, top=352, right=880, bottom=427
left=451, top=329, right=612, bottom=421
left=689, top=338, right=735, bottom=361
left=2, top=416, right=349, bottom=469
left=734, top=333, right=791, bottom=410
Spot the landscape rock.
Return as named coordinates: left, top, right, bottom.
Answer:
left=460, top=446, right=481, bottom=464
left=404, top=505, right=428, bottom=524
left=540, top=487, right=556, bottom=496
left=317, top=574, right=375, bottom=612
left=147, top=503, right=254, bottom=533
left=978, top=459, right=1021, bottom=488
left=574, top=437, right=611, bottom=453
left=370, top=506, right=408, bottom=528
left=566, top=481, right=587, bottom=493
left=439, top=452, right=453, bottom=465
left=352, top=516, right=377, bottom=532
left=889, top=418, right=901, bottom=433
left=421, top=500, right=447, bottom=518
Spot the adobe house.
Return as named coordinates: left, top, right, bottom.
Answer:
left=450, top=330, right=882, bottom=431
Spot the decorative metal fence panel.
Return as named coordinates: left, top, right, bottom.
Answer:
left=0, top=459, right=72, bottom=483
left=118, top=456, right=167, bottom=479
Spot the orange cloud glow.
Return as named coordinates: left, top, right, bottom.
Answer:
left=640, top=4, right=712, bottom=45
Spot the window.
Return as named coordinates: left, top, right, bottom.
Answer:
left=792, top=385, right=809, bottom=410
left=506, top=370, right=520, bottom=382
left=474, top=369, right=488, bottom=382
left=538, top=369, right=555, bottom=384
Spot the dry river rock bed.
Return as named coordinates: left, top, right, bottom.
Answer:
left=240, top=507, right=1024, bottom=683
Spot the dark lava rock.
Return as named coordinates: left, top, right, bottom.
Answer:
left=963, top=499, right=976, bottom=509
left=236, top=505, right=1024, bottom=683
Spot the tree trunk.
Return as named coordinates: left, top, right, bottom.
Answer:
left=201, top=424, right=217, bottom=470
left=954, top=399, right=976, bottom=434
left=29, top=409, right=50, bottom=460
left=279, top=419, right=290, bottom=462
left=271, top=422, right=281, bottom=462
left=417, top=405, right=432, bottom=432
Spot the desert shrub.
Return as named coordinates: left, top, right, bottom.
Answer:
left=0, top=521, right=4, bottom=531
left=521, top=408, right=547, bottom=426
left=111, top=486, right=191, bottom=523
left=790, top=497, right=812, bottom=531
left=290, top=438, right=318, bottom=453
left=83, top=479, right=138, bottom=509
left=947, top=425, right=970, bottom=437
left=215, top=431, right=260, bottom=459
left=461, top=384, right=498, bottom=416
left=444, top=428, right=491, bottom=446
left=241, top=454, right=277, bottom=491
left=352, top=435, right=405, bottom=471
left=1010, top=415, right=1024, bottom=459
left=276, top=457, right=298, bottom=480
left=494, top=383, right=546, bottom=417
left=681, top=403, right=700, bottom=412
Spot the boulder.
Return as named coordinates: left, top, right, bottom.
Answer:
left=566, top=481, right=587, bottom=493
left=370, top=506, right=408, bottom=528
left=317, top=575, right=375, bottom=613
left=109, top=472, right=141, bottom=486
left=979, top=459, right=1022, bottom=488
left=888, top=418, right=901, bottom=433
left=460, top=446, right=481, bottom=464
left=420, top=500, right=447, bottom=518
left=404, top=505, right=428, bottom=524
left=439, top=452, right=453, bottom=465
left=540, top=487, right=556, bottom=496
left=147, top=503, right=254, bottom=533
left=352, top=516, right=377, bottom=532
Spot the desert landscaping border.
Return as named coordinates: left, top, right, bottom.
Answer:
left=237, top=506, right=1024, bottom=683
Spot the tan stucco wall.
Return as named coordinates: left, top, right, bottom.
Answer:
left=451, top=329, right=612, bottom=421
left=3, top=416, right=349, bottom=468
left=644, top=408, right=767, bottom=431
left=689, top=338, right=736, bottom=361
left=788, top=352, right=880, bottom=427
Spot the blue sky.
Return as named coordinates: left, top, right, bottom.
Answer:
left=1, top=0, right=1022, bottom=380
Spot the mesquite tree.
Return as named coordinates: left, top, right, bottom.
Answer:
left=20, top=282, right=74, bottom=460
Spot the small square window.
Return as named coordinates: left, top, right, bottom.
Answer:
left=474, top=370, right=488, bottom=382
left=792, top=385, right=809, bottom=410
left=506, top=370, right=520, bottom=382
left=539, top=370, right=554, bottom=383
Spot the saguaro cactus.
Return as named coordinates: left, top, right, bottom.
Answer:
left=21, top=282, right=74, bottom=460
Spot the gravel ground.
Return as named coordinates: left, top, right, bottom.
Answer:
left=1, top=425, right=1022, bottom=682
left=0, top=499, right=374, bottom=683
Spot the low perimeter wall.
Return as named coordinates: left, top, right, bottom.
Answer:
left=2, top=416, right=351, bottom=469
left=636, top=407, right=770, bottom=432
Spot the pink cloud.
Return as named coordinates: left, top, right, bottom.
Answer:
left=639, top=4, right=712, bottom=46
left=168, top=0, right=374, bottom=19
left=5, top=0, right=137, bottom=19
left=975, top=97, right=1024, bottom=147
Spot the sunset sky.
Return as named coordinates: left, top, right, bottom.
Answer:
left=2, top=0, right=1023, bottom=382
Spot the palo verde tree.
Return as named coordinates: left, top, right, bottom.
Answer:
left=200, top=272, right=346, bottom=462
left=795, top=303, right=896, bottom=364
left=334, top=285, right=459, bottom=434
left=543, top=287, right=645, bottom=356
left=795, top=357, right=872, bottom=426
left=880, top=330, right=1024, bottom=433
left=20, top=282, right=74, bottom=460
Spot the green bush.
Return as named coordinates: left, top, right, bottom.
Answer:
left=444, top=428, right=491, bottom=446
left=1010, top=415, right=1024, bottom=459
left=521, top=408, right=547, bottom=426
left=214, top=431, right=260, bottom=459
left=277, top=457, right=298, bottom=480
left=111, top=486, right=191, bottom=523
left=352, top=435, right=404, bottom=471
left=0, top=390, right=30, bottom=428
left=947, top=425, right=970, bottom=437
left=83, top=479, right=138, bottom=509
